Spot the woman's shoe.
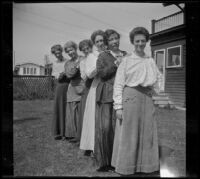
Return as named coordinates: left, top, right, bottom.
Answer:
left=61, top=136, right=66, bottom=141
left=65, top=137, right=74, bottom=141
left=84, top=150, right=92, bottom=156
left=69, top=138, right=79, bottom=143
left=96, top=166, right=109, bottom=172
left=108, top=165, right=115, bottom=171
left=54, top=136, right=62, bottom=140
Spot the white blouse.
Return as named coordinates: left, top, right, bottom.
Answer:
left=84, top=50, right=99, bottom=79
left=113, top=52, right=164, bottom=110
left=110, top=50, right=125, bottom=67
left=79, top=57, right=87, bottom=81
left=51, top=58, right=67, bottom=79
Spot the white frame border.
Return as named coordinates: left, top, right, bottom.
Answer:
left=166, top=45, right=182, bottom=68
left=154, top=49, right=165, bottom=91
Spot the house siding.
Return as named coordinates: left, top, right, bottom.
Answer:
left=165, top=43, right=185, bottom=107
left=151, top=38, right=186, bottom=107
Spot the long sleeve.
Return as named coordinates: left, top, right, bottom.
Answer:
left=85, top=53, right=98, bottom=79
left=113, top=58, right=126, bottom=110
left=79, top=59, right=87, bottom=81
left=96, top=51, right=117, bottom=80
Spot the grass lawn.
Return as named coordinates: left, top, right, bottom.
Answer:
left=13, top=100, right=186, bottom=177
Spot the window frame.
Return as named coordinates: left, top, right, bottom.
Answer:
left=27, top=67, right=29, bottom=74
left=154, top=49, right=166, bottom=91
left=23, top=67, right=26, bottom=75
left=166, top=45, right=182, bottom=68
left=30, top=68, right=33, bottom=75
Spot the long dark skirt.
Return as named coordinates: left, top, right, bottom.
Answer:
left=52, top=82, right=68, bottom=138
left=94, top=102, right=115, bottom=167
left=75, top=90, right=89, bottom=141
left=65, top=101, right=81, bottom=138
left=111, top=86, right=159, bottom=175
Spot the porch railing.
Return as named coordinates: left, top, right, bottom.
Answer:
left=151, top=11, right=184, bottom=33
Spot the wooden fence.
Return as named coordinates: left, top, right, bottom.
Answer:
left=13, top=75, right=56, bottom=100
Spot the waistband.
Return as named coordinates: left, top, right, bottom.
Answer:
left=125, top=85, right=153, bottom=97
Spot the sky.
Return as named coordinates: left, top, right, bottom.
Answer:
left=13, top=2, right=184, bottom=67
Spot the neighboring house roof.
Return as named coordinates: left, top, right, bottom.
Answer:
left=17, top=62, right=45, bottom=68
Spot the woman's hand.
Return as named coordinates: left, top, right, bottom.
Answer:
left=116, top=109, right=123, bottom=125
left=57, top=72, right=65, bottom=82
left=58, top=72, right=65, bottom=80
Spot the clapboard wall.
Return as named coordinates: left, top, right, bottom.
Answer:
left=150, top=25, right=186, bottom=107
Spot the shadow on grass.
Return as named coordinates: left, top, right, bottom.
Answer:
left=14, top=117, right=41, bottom=124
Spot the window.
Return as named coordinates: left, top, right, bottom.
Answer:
left=167, top=45, right=182, bottom=68
left=30, top=68, right=33, bottom=75
left=27, top=68, right=29, bottom=74
left=23, top=67, right=26, bottom=74
left=34, top=68, right=36, bottom=74
left=154, top=50, right=165, bottom=74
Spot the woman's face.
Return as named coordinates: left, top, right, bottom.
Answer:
left=133, top=34, right=147, bottom=53
left=54, top=50, right=62, bottom=60
left=108, top=33, right=120, bottom=51
left=94, top=35, right=105, bottom=52
left=65, top=47, right=77, bottom=59
left=81, top=45, right=92, bottom=57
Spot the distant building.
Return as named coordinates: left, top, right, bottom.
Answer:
left=44, top=63, right=53, bottom=76
left=150, top=9, right=185, bottom=107
left=15, top=62, right=45, bottom=76
left=13, top=64, right=20, bottom=75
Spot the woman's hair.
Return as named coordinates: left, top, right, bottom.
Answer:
left=90, top=30, right=107, bottom=45
left=129, top=27, right=150, bottom=44
left=79, top=39, right=93, bottom=51
left=105, top=29, right=120, bottom=40
left=51, top=44, right=63, bottom=54
left=63, top=41, right=78, bottom=52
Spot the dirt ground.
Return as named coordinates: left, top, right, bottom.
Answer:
left=13, top=100, right=186, bottom=177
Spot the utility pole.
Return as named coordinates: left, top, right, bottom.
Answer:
left=44, top=54, right=49, bottom=65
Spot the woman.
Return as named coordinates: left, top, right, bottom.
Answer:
left=64, top=41, right=85, bottom=142
left=112, top=27, right=163, bottom=175
left=76, top=39, right=93, bottom=144
left=94, top=29, right=127, bottom=172
left=80, top=30, right=107, bottom=156
left=51, top=44, right=70, bottom=140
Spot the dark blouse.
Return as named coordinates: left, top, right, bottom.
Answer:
left=96, top=51, right=117, bottom=81
left=96, top=50, right=127, bottom=103
left=65, top=59, right=80, bottom=80
left=65, top=57, right=85, bottom=101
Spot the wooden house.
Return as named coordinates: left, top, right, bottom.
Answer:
left=150, top=10, right=185, bottom=108
left=15, top=62, right=45, bottom=76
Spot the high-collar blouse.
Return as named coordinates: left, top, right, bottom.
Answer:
left=110, top=50, right=127, bottom=67
left=52, top=58, right=67, bottom=79
left=113, top=52, right=164, bottom=110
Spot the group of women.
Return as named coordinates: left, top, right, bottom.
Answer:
left=50, top=26, right=163, bottom=176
